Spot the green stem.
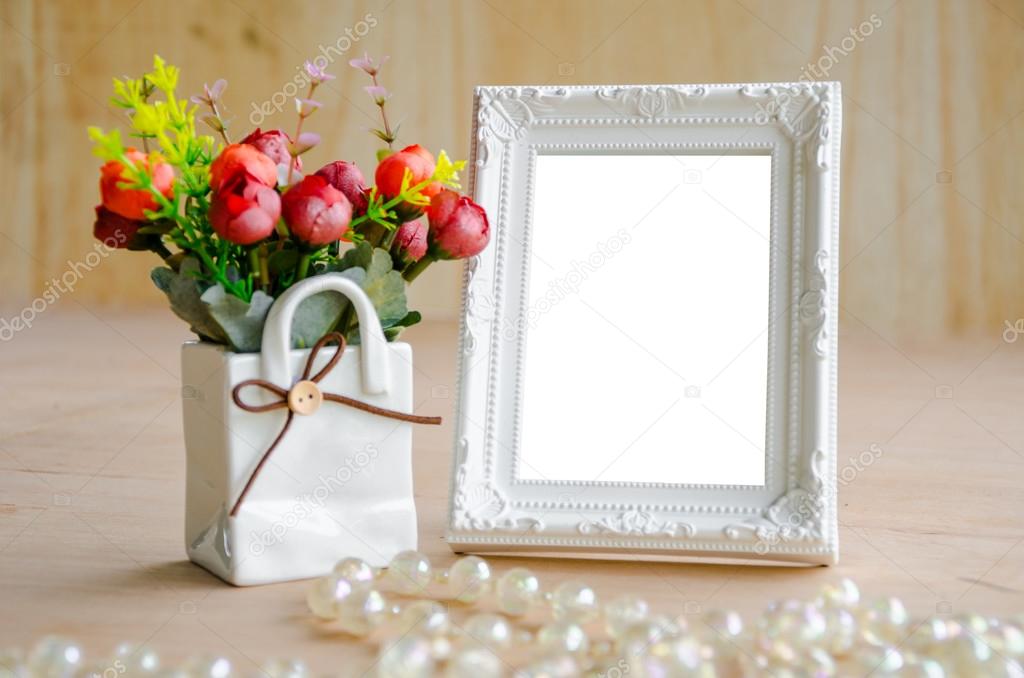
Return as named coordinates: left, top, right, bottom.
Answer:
left=296, top=253, right=312, bottom=280
left=258, top=243, right=270, bottom=292
left=249, top=247, right=261, bottom=286
left=402, top=256, right=434, bottom=282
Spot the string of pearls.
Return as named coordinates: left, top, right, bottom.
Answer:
left=6, top=551, right=1022, bottom=678
left=305, top=550, right=1024, bottom=677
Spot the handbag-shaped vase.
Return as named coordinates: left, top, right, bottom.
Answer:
left=181, top=274, right=421, bottom=586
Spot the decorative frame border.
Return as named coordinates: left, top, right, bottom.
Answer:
left=445, top=83, right=841, bottom=565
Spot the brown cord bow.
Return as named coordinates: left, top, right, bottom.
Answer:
left=229, top=332, right=441, bottom=517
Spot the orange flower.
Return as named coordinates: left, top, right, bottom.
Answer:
left=99, top=148, right=174, bottom=220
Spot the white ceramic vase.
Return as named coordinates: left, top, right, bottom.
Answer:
left=179, top=274, right=419, bottom=586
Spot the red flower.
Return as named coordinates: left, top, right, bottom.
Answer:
left=92, top=205, right=141, bottom=248
left=99, top=148, right=174, bottom=220
left=210, top=176, right=281, bottom=245
left=209, top=143, right=278, bottom=193
left=240, top=129, right=300, bottom=179
left=314, top=160, right=369, bottom=215
left=374, top=144, right=439, bottom=200
left=281, top=175, right=352, bottom=246
left=427, top=189, right=490, bottom=259
left=391, top=219, right=427, bottom=268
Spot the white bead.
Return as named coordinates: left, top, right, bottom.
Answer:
left=860, top=597, right=909, bottom=645
left=258, top=659, right=309, bottom=678
left=815, top=578, right=860, bottom=609
left=447, top=556, right=491, bottom=603
left=604, top=595, right=650, bottom=639
left=333, top=557, right=375, bottom=587
left=702, top=609, right=744, bottom=639
left=0, top=648, right=29, bottom=678
left=760, top=600, right=826, bottom=645
left=377, top=635, right=434, bottom=678
left=617, top=619, right=680, bottom=657
left=336, top=589, right=389, bottom=636
left=444, top=648, right=503, bottom=678
left=551, top=581, right=598, bottom=623
left=397, top=601, right=450, bottom=637
left=112, top=643, right=161, bottom=675
left=384, top=551, right=432, bottom=595
left=516, top=655, right=578, bottom=678
left=821, top=607, right=858, bottom=655
left=305, top=575, right=357, bottom=620
left=180, top=656, right=231, bottom=678
left=537, top=621, right=589, bottom=657
left=496, top=568, right=540, bottom=616
left=462, top=613, right=513, bottom=649
left=28, top=637, right=83, bottom=678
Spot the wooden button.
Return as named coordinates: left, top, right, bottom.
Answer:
left=287, top=380, right=323, bottom=415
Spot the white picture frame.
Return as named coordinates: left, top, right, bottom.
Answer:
left=445, top=82, right=842, bottom=566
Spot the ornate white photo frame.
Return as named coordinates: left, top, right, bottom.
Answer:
left=445, top=82, right=841, bottom=565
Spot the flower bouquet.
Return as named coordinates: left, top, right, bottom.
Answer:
left=87, top=55, right=488, bottom=585
left=90, top=54, right=488, bottom=351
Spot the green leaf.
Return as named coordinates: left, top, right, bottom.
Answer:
left=376, top=148, right=392, bottom=163
left=267, top=248, right=299, bottom=276
left=289, top=268, right=364, bottom=349
left=200, top=285, right=274, bottom=353
left=326, top=242, right=409, bottom=343
left=150, top=258, right=228, bottom=344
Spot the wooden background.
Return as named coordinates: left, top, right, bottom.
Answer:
left=2, top=0, right=1023, bottom=341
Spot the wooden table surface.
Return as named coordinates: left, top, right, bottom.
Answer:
left=1, top=309, right=1022, bottom=672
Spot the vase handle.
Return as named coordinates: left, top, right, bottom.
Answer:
left=260, top=274, right=389, bottom=394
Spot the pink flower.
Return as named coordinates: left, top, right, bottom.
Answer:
left=364, top=85, right=390, bottom=105
left=303, top=61, right=334, bottom=85
left=240, top=129, right=300, bottom=175
left=314, top=160, right=369, bottom=215
left=209, top=143, right=278, bottom=193
left=282, top=175, right=352, bottom=246
left=349, top=53, right=389, bottom=76
left=427, top=189, right=490, bottom=259
left=391, top=220, right=427, bottom=268
left=209, top=175, right=281, bottom=245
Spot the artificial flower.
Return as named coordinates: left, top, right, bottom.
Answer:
left=281, top=175, right=352, bottom=246
left=209, top=175, right=281, bottom=245
left=426, top=189, right=490, bottom=259
left=92, top=205, right=141, bottom=248
left=375, top=144, right=439, bottom=200
left=209, top=143, right=278, bottom=193
left=391, top=220, right=427, bottom=268
left=314, top=160, right=369, bottom=215
left=348, top=53, right=389, bottom=76
left=99, top=148, right=174, bottom=220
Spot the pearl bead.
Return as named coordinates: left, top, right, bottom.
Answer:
left=821, top=607, right=858, bottom=655
left=28, top=637, right=83, bottom=678
left=397, top=601, right=450, bottom=637
left=306, top=574, right=358, bottom=620
left=815, top=577, right=860, bottom=609
left=180, top=656, right=231, bottom=678
left=617, top=619, right=680, bottom=657
left=333, top=557, right=375, bottom=587
left=604, top=595, right=650, bottom=639
left=702, top=609, right=744, bottom=640
left=259, top=659, right=309, bottom=678
left=447, top=556, right=491, bottom=603
left=462, top=613, right=513, bottom=649
left=384, top=551, right=432, bottom=595
left=0, top=649, right=28, bottom=678
left=377, top=635, right=435, bottom=678
left=551, top=581, right=598, bottom=623
left=860, top=597, right=910, bottom=645
left=336, top=589, right=389, bottom=636
left=444, top=648, right=503, bottom=678
left=112, top=643, right=161, bottom=674
left=760, top=600, right=826, bottom=645
left=516, top=655, right=578, bottom=678
left=536, top=621, right=589, bottom=657
left=496, top=568, right=540, bottom=616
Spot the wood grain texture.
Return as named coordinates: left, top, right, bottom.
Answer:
left=2, top=0, right=1023, bottom=342
left=0, top=311, right=1021, bottom=670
